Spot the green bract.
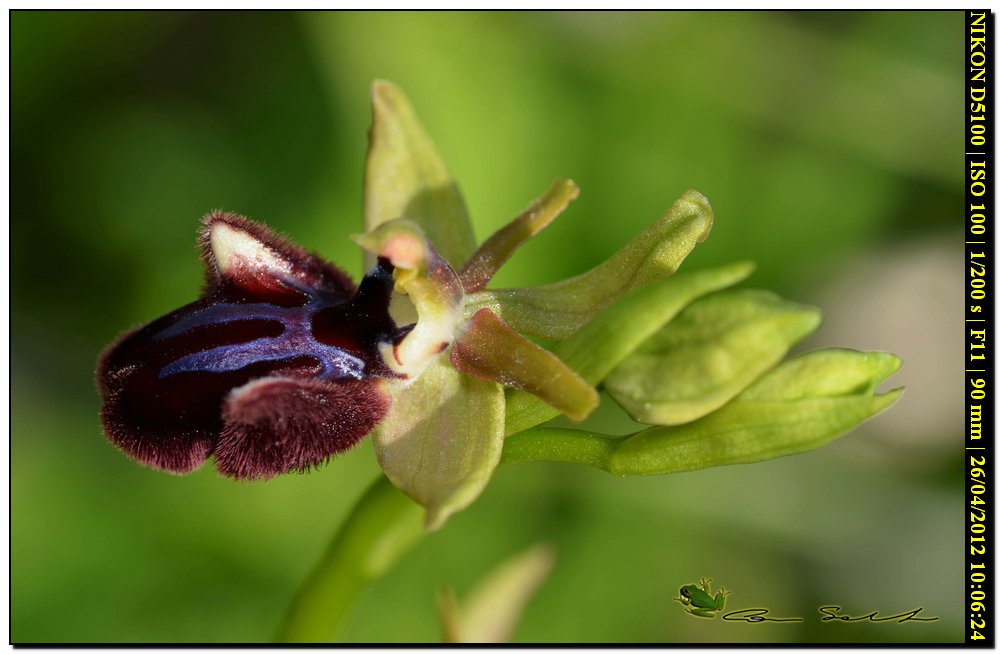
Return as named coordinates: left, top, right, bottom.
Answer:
left=356, top=79, right=902, bottom=530
left=503, top=262, right=756, bottom=435
left=438, top=543, right=556, bottom=643
left=605, top=289, right=822, bottom=425
left=501, top=350, right=902, bottom=475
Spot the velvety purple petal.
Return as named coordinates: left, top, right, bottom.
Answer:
left=214, top=376, right=390, bottom=480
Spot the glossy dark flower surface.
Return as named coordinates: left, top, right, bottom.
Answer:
left=97, top=212, right=400, bottom=480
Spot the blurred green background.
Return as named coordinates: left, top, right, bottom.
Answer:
left=12, top=10, right=963, bottom=643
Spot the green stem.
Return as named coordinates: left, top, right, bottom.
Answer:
left=500, top=427, right=615, bottom=469
left=274, top=475, right=424, bottom=643
left=274, top=427, right=610, bottom=642
left=274, top=428, right=612, bottom=643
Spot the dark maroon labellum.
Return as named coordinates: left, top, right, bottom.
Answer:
left=97, top=212, right=402, bottom=480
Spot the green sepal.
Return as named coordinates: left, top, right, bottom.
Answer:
left=503, top=261, right=755, bottom=435
left=371, top=358, right=505, bottom=531
left=363, top=80, right=476, bottom=269
left=501, top=349, right=903, bottom=475
left=466, top=189, right=714, bottom=340
left=605, top=289, right=821, bottom=425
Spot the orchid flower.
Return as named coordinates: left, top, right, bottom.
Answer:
left=97, top=81, right=902, bottom=542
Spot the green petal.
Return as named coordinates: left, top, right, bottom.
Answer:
left=363, top=80, right=475, bottom=269
left=372, top=358, right=505, bottom=531
left=459, top=179, right=579, bottom=293
left=439, top=543, right=556, bottom=643
left=501, top=349, right=903, bottom=475
left=605, top=289, right=821, bottom=425
left=451, top=308, right=598, bottom=421
left=504, top=261, right=755, bottom=435
left=466, top=189, right=714, bottom=340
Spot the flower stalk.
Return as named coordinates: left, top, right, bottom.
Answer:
left=274, top=475, right=424, bottom=643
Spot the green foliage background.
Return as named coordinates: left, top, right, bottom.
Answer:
left=12, top=11, right=963, bottom=643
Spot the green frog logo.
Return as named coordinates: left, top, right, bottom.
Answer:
left=675, top=578, right=730, bottom=618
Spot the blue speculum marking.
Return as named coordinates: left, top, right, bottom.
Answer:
left=155, top=300, right=365, bottom=381
left=153, top=302, right=292, bottom=340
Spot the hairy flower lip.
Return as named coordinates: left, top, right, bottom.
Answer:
left=215, top=375, right=390, bottom=481
left=97, top=212, right=404, bottom=479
